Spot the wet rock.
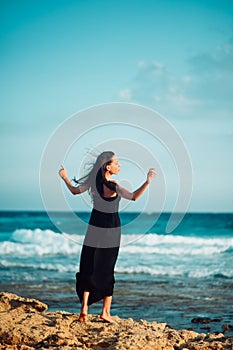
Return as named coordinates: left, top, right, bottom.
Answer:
left=200, top=326, right=212, bottom=332
left=212, top=318, right=223, bottom=322
left=222, top=323, right=233, bottom=333
left=191, top=317, right=212, bottom=324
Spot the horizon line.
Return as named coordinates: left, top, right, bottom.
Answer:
left=0, top=209, right=233, bottom=214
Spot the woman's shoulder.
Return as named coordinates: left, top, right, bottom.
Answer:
left=109, top=179, right=119, bottom=184
left=103, top=179, right=119, bottom=191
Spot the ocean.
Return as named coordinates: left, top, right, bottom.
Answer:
left=0, top=211, right=233, bottom=335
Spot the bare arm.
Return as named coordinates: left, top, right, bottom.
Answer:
left=58, top=165, right=89, bottom=195
left=116, top=168, right=156, bottom=201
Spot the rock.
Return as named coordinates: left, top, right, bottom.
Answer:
left=222, top=323, right=233, bottom=333
left=212, top=318, right=223, bottom=322
left=0, top=292, right=47, bottom=312
left=191, top=317, right=212, bottom=324
left=200, top=326, right=212, bottom=332
left=0, top=292, right=232, bottom=350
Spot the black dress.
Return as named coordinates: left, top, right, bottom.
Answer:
left=76, top=180, right=121, bottom=305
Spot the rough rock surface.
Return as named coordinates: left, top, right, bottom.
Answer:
left=0, top=292, right=232, bottom=349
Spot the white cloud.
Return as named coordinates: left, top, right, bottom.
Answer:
left=185, top=39, right=233, bottom=107
left=118, top=88, right=132, bottom=100
left=117, top=37, right=233, bottom=119
left=166, top=92, right=203, bottom=109
left=182, top=75, right=192, bottom=83
left=154, top=95, right=161, bottom=102
left=138, top=61, right=146, bottom=68
left=149, top=62, right=167, bottom=76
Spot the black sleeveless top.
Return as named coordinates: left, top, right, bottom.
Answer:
left=83, top=179, right=121, bottom=248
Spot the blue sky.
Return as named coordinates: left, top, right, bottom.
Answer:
left=1, top=0, right=233, bottom=212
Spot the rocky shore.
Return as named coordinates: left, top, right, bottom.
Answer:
left=0, top=292, right=232, bottom=349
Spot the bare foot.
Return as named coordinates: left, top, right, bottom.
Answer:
left=78, top=313, right=88, bottom=322
left=100, top=314, right=116, bottom=323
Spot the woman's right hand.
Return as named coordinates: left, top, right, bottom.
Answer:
left=59, top=165, right=67, bottom=180
left=147, top=168, right=156, bottom=184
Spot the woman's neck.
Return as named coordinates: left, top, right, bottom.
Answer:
left=104, top=172, right=111, bottom=181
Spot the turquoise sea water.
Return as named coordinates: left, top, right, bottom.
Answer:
left=0, top=211, right=233, bottom=334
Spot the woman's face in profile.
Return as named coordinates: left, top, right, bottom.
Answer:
left=109, top=156, right=121, bottom=175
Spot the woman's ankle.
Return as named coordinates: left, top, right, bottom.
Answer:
left=80, top=305, right=88, bottom=315
left=101, top=310, right=110, bottom=317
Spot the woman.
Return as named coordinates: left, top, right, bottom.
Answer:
left=59, top=151, right=156, bottom=323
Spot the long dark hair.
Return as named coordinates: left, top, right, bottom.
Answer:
left=73, top=151, right=115, bottom=196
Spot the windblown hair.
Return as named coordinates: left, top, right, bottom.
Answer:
left=73, top=151, right=115, bottom=196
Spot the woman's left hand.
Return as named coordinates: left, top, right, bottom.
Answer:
left=59, top=165, right=68, bottom=180
left=147, top=168, right=156, bottom=184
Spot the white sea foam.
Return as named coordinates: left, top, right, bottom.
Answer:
left=0, top=228, right=232, bottom=257
left=1, top=228, right=233, bottom=279
left=123, top=233, right=233, bottom=255
left=1, top=257, right=232, bottom=278
left=0, top=259, right=77, bottom=273
left=1, top=229, right=82, bottom=256
left=115, top=265, right=233, bottom=278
